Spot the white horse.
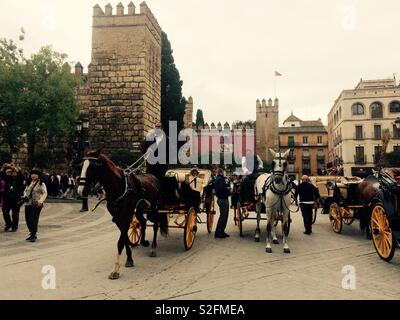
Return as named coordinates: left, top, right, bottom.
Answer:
left=257, top=149, right=292, bottom=253
left=254, top=173, right=278, bottom=244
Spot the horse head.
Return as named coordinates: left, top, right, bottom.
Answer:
left=77, top=149, right=121, bottom=197
left=269, top=149, right=290, bottom=184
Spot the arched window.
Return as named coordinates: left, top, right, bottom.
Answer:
left=370, top=102, right=383, bottom=118
left=352, top=103, right=364, bottom=115
left=339, top=107, right=342, bottom=119
left=389, top=101, right=400, bottom=113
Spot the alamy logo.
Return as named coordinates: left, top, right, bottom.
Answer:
left=341, top=265, right=356, bottom=290
left=41, top=265, right=56, bottom=290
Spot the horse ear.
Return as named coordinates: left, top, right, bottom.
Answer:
left=94, top=149, right=102, bottom=157
left=282, top=149, right=291, bottom=158
left=269, top=149, right=276, bottom=158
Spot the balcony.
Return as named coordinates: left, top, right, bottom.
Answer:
left=334, top=136, right=342, bottom=146
left=354, top=155, right=367, bottom=165
left=302, top=154, right=310, bottom=160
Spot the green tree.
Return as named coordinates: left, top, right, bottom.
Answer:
left=0, top=37, right=26, bottom=152
left=110, top=149, right=141, bottom=167
left=195, top=109, right=205, bottom=127
left=161, top=32, right=185, bottom=135
left=20, top=46, right=80, bottom=165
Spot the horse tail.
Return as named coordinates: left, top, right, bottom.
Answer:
left=159, top=210, right=169, bottom=236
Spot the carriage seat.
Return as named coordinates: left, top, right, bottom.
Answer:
left=383, top=168, right=400, bottom=182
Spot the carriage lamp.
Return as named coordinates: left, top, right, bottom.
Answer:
left=76, top=120, right=83, bottom=132
left=82, top=117, right=89, bottom=130
left=395, top=117, right=400, bottom=129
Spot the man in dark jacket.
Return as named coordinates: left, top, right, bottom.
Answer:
left=294, top=175, right=320, bottom=235
left=214, top=168, right=230, bottom=238
left=3, top=166, right=25, bottom=232
left=140, top=123, right=169, bottom=181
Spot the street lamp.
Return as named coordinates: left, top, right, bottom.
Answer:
left=75, top=120, right=83, bottom=132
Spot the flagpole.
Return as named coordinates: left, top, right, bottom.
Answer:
left=274, top=74, right=277, bottom=98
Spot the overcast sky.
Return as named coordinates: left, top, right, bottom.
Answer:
left=1, top=0, right=400, bottom=125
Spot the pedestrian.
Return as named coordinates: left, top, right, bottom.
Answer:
left=2, top=164, right=24, bottom=232
left=21, top=169, right=48, bottom=242
left=214, top=168, right=230, bottom=238
left=294, top=175, right=320, bottom=235
left=63, top=174, right=75, bottom=199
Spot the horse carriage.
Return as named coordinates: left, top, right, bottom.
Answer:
left=362, top=168, right=400, bottom=261
left=128, top=168, right=216, bottom=250
left=326, top=176, right=364, bottom=233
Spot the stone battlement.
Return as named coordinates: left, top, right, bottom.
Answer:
left=256, top=98, right=279, bottom=113
left=93, top=2, right=162, bottom=40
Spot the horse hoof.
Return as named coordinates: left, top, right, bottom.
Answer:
left=149, top=251, right=157, bottom=258
left=283, top=248, right=291, bottom=254
left=265, top=248, right=272, bottom=253
left=141, top=240, right=150, bottom=247
left=255, top=237, right=260, bottom=242
left=273, top=239, right=279, bottom=244
left=108, top=272, right=120, bottom=280
left=125, top=260, right=134, bottom=268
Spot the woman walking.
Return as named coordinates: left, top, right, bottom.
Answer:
left=22, top=169, right=47, bottom=242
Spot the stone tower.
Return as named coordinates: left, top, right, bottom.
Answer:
left=256, top=97, right=279, bottom=161
left=87, top=2, right=162, bottom=152
left=183, top=96, right=193, bottom=129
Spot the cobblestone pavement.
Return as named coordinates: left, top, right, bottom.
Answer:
left=0, top=199, right=399, bottom=300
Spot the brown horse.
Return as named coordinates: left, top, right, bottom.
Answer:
left=77, top=149, right=168, bottom=280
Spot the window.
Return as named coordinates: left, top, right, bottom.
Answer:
left=317, top=136, right=323, bottom=144
left=374, top=125, right=381, bottom=139
left=303, top=149, right=310, bottom=159
left=303, top=161, right=310, bottom=169
left=355, top=125, right=363, bottom=139
left=374, top=146, right=382, bottom=164
left=371, top=102, right=383, bottom=118
left=389, top=101, right=400, bottom=113
left=393, top=124, right=400, bottom=139
left=288, top=136, right=295, bottom=148
left=339, top=107, right=342, bottom=119
left=352, top=103, right=364, bottom=115
left=355, top=146, right=365, bottom=164
left=303, top=136, right=308, bottom=145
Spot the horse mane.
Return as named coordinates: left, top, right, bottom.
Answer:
left=98, top=154, right=122, bottom=179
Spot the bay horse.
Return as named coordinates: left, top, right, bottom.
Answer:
left=255, top=149, right=292, bottom=253
left=77, top=149, right=168, bottom=280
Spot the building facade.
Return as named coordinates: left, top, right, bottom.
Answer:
left=328, top=78, right=400, bottom=177
left=279, top=113, right=328, bottom=178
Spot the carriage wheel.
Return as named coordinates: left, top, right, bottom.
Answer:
left=128, top=215, right=142, bottom=246
left=206, top=197, right=215, bottom=234
left=329, top=202, right=342, bottom=233
left=235, top=202, right=243, bottom=237
left=370, top=203, right=395, bottom=262
left=184, top=207, right=197, bottom=250
left=341, top=207, right=355, bottom=226
left=312, top=208, right=317, bottom=225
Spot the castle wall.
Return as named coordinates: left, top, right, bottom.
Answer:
left=256, top=98, right=279, bottom=161
left=86, top=2, right=162, bottom=152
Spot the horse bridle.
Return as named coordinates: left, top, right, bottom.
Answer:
left=80, top=156, right=132, bottom=208
left=269, top=154, right=290, bottom=196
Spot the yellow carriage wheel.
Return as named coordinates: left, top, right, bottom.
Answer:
left=128, top=215, right=142, bottom=246
left=370, top=203, right=395, bottom=262
left=235, top=202, right=243, bottom=237
left=341, top=206, right=355, bottom=226
left=184, top=207, right=198, bottom=250
left=207, top=197, right=215, bottom=234
left=329, top=202, right=342, bottom=233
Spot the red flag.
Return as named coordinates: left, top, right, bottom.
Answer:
left=275, top=71, right=282, bottom=76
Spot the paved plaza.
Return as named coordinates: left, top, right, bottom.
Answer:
left=0, top=199, right=399, bottom=300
